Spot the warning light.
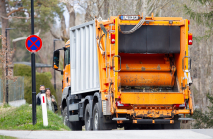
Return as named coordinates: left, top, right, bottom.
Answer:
left=111, top=33, right=115, bottom=44
left=188, top=33, right=193, bottom=45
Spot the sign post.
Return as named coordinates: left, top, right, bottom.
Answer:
left=31, top=0, right=36, bottom=125
left=27, top=0, right=43, bottom=125
left=25, top=35, right=42, bottom=125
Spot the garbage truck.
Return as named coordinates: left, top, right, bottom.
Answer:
left=53, top=14, right=194, bottom=130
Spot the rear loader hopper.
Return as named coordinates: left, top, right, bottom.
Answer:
left=53, top=14, right=194, bottom=130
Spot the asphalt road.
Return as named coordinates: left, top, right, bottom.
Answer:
left=0, top=129, right=213, bottom=139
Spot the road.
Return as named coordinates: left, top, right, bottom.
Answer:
left=0, top=129, right=213, bottom=139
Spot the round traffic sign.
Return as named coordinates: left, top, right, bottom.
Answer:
left=25, top=35, right=42, bottom=52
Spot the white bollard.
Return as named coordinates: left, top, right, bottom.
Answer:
left=41, top=93, right=48, bottom=126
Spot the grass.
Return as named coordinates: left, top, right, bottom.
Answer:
left=0, top=135, right=17, bottom=139
left=0, top=104, right=70, bottom=131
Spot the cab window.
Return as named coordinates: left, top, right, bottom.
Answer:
left=64, top=47, right=70, bottom=68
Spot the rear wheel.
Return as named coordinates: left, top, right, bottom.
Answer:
left=163, top=123, right=180, bottom=129
left=63, top=106, right=82, bottom=131
left=85, top=104, right=92, bottom=130
left=163, top=116, right=180, bottom=129
left=93, top=103, right=100, bottom=130
left=92, top=102, right=116, bottom=130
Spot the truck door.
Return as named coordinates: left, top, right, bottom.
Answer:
left=63, top=47, right=71, bottom=89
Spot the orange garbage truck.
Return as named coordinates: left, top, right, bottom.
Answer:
left=53, top=14, right=194, bottom=130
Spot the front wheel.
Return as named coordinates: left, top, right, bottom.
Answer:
left=62, top=106, right=82, bottom=131
left=63, top=106, right=72, bottom=130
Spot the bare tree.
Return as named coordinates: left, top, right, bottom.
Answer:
left=0, top=35, right=16, bottom=104
left=77, top=0, right=172, bottom=23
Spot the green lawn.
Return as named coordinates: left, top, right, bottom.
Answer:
left=0, top=135, right=17, bottom=139
left=0, top=104, right=70, bottom=131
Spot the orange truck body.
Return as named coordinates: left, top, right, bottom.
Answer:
left=53, top=15, right=194, bottom=130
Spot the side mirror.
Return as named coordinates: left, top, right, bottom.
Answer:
left=53, top=50, right=60, bottom=70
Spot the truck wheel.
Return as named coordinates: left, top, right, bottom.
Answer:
left=93, top=103, right=100, bottom=130
left=63, top=106, right=82, bottom=131
left=163, top=122, right=180, bottom=129
left=85, top=104, right=92, bottom=130
left=63, top=106, right=72, bottom=130
left=93, top=102, right=116, bottom=130
left=163, top=123, right=180, bottom=129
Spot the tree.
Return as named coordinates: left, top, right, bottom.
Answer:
left=192, top=93, right=213, bottom=128
left=0, top=0, right=65, bottom=70
left=79, top=0, right=171, bottom=21
left=0, top=0, right=64, bottom=60
left=0, top=0, right=9, bottom=48
left=0, top=35, right=16, bottom=104
left=184, top=0, right=213, bottom=38
left=1, top=0, right=64, bottom=35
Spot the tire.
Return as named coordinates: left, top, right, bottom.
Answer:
left=160, top=115, right=180, bottom=129
left=85, top=104, right=92, bottom=130
left=93, top=103, right=100, bottom=130
left=62, top=106, right=82, bottom=131
left=163, top=120, right=180, bottom=129
left=124, top=124, right=139, bottom=130
left=163, top=122, right=180, bottom=129
left=92, top=102, right=116, bottom=130
left=63, top=106, right=72, bottom=130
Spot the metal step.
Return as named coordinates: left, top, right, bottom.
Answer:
left=178, top=118, right=194, bottom=121
left=69, top=103, right=78, bottom=111
left=112, top=118, right=129, bottom=121
left=69, top=115, right=79, bottom=121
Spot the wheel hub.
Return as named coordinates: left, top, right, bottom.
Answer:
left=94, top=110, right=98, bottom=129
left=86, top=112, right=90, bottom=129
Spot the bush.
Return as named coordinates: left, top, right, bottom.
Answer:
left=13, top=64, right=31, bottom=77
left=13, top=64, right=56, bottom=104
left=192, top=93, right=213, bottom=129
left=43, top=72, right=52, bottom=80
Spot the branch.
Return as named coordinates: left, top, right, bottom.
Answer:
left=50, top=28, right=61, bottom=39
left=99, top=0, right=105, bottom=9
left=7, top=7, right=24, bottom=16
left=78, top=3, right=87, bottom=10
left=149, top=0, right=172, bottom=15
left=161, top=0, right=172, bottom=10
left=12, top=29, right=41, bottom=43
left=0, top=15, right=37, bottom=20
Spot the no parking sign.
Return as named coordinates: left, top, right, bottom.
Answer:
left=25, top=35, right=42, bottom=52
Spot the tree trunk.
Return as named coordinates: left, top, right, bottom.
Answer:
left=69, top=7, right=75, bottom=28
left=103, top=0, right=109, bottom=19
left=85, top=1, right=93, bottom=22
left=0, top=0, right=9, bottom=48
left=159, top=0, right=162, bottom=17
left=65, top=3, right=75, bottom=28
left=0, top=0, right=8, bottom=104
left=142, top=0, right=147, bottom=17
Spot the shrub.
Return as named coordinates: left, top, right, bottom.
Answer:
left=13, top=64, right=31, bottom=77
left=13, top=64, right=56, bottom=104
left=43, top=72, right=52, bottom=80
left=193, top=93, right=213, bottom=129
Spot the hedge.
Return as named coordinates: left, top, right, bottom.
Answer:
left=13, top=64, right=56, bottom=104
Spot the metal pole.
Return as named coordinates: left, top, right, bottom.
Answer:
left=54, top=41, right=56, bottom=91
left=31, top=0, right=36, bottom=125
left=5, top=30, right=8, bottom=104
